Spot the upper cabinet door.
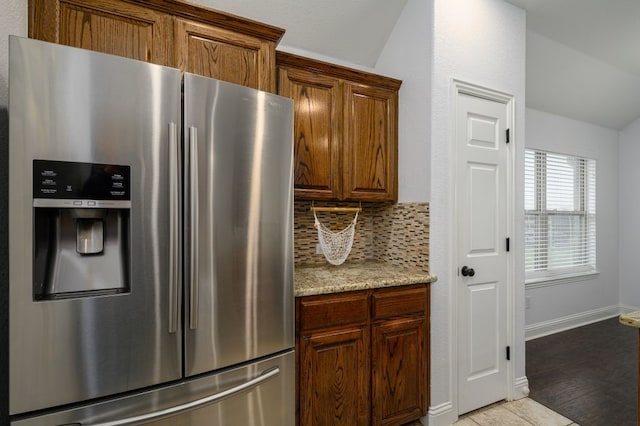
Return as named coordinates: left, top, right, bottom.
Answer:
left=279, top=66, right=342, bottom=200
left=29, top=0, right=172, bottom=65
left=174, top=18, right=276, bottom=92
left=343, top=83, right=398, bottom=202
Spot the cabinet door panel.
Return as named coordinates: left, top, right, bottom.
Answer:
left=175, top=18, right=274, bottom=91
left=279, top=67, right=342, bottom=200
left=30, top=0, right=172, bottom=65
left=344, top=83, right=397, bottom=201
left=372, top=316, right=426, bottom=426
left=300, top=327, right=370, bottom=426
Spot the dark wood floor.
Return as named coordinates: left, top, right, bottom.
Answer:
left=527, top=317, right=638, bottom=426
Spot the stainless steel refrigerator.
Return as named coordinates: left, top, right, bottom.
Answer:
left=8, top=36, right=294, bottom=425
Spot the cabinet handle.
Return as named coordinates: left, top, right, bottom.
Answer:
left=85, top=367, right=280, bottom=425
left=168, top=122, right=180, bottom=334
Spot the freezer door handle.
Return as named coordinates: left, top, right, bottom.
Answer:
left=83, top=367, right=281, bottom=426
left=188, top=126, right=199, bottom=330
left=168, top=122, right=180, bottom=334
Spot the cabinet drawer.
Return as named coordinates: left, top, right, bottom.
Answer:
left=299, top=291, right=369, bottom=332
left=372, top=285, right=426, bottom=320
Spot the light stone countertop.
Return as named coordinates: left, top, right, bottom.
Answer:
left=619, top=311, right=640, bottom=328
left=294, top=260, right=437, bottom=297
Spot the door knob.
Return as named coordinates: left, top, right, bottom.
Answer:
left=461, top=266, right=475, bottom=277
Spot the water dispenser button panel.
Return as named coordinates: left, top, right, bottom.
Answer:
left=33, top=160, right=131, bottom=208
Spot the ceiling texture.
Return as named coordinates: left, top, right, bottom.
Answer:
left=201, top=0, right=640, bottom=130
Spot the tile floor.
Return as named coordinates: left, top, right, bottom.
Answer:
left=404, top=397, right=578, bottom=425
left=453, top=398, right=577, bottom=425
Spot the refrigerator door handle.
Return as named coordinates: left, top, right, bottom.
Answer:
left=168, top=122, right=180, bottom=334
left=188, top=126, right=199, bottom=330
left=84, top=367, right=281, bottom=426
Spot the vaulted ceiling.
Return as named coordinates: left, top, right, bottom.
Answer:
left=193, top=0, right=407, bottom=68
left=505, top=0, right=640, bottom=130
left=198, top=0, right=640, bottom=130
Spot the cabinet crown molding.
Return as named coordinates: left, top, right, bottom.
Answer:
left=127, top=0, right=285, bottom=42
left=276, top=51, right=402, bottom=90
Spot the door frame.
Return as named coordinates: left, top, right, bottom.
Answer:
left=450, top=79, right=517, bottom=414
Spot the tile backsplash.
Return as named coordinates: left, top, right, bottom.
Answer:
left=294, top=201, right=429, bottom=272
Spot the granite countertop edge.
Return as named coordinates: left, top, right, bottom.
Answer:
left=294, top=260, right=437, bottom=297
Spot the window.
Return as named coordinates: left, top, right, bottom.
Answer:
left=524, top=149, right=596, bottom=282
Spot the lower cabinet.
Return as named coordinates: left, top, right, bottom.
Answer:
left=372, top=316, right=426, bottom=425
left=296, top=284, right=429, bottom=426
left=299, top=326, right=370, bottom=425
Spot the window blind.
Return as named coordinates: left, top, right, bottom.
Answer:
left=525, top=149, right=596, bottom=279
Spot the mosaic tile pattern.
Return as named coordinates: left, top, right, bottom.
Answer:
left=374, top=203, right=429, bottom=272
left=294, top=200, right=375, bottom=264
left=294, top=201, right=429, bottom=272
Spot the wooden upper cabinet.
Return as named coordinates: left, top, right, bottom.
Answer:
left=277, top=52, right=401, bottom=202
left=29, top=0, right=284, bottom=92
left=174, top=18, right=276, bottom=92
left=29, top=0, right=172, bottom=65
left=278, top=66, right=342, bottom=200
left=344, top=82, right=397, bottom=201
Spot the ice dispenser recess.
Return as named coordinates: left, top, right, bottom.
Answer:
left=33, top=160, right=131, bottom=300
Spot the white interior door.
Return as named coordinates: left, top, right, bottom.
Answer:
left=456, top=90, right=511, bottom=414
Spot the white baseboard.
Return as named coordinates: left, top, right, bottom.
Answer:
left=425, top=378, right=532, bottom=424
left=513, top=376, right=530, bottom=400
left=427, top=401, right=456, bottom=426
left=619, top=304, right=640, bottom=314
left=525, top=304, right=626, bottom=341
